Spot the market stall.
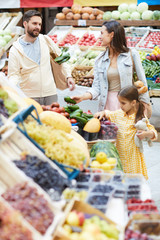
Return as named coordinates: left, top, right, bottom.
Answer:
left=0, top=2, right=160, bottom=239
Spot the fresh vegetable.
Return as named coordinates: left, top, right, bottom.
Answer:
left=142, top=10, right=153, bottom=20
left=130, top=11, right=141, bottom=20
left=152, top=10, right=160, bottom=20
left=70, top=109, right=83, bottom=118
left=120, top=12, right=130, bottom=20
left=118, top=3, right=128, bottom=13
left=103, top=11, right=112, bottom=20
left=68, top=105, right=79, bottom=111
left=128, top=4, right=137, bottom=13
left=111, top=11, right=120, bottom=20
left=72, top=116, right=88, bottom=126
left=64, top=96, right=76, bottom=104
left=90, top=141, right=123, bottom=171
left=137, top=2, right=148, bottom=13
left=54, top=53, right=70, bottom=64
left=39, top=110, right=72, bottom=133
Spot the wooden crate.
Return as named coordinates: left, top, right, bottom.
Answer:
left=0, top=144, right=63, bottom=240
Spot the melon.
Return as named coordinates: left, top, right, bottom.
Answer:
left=40, top=110, right=71, bottom=133
left=70, top=129, right=88, bottom=149
left=83, top=118, right=101, bottom=133
left=24, top=98, right=43, bottom=116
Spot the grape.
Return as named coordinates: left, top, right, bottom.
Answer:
left=2, top=182, right=54, bottom=234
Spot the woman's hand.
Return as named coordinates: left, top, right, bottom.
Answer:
left=94, top=111, right=105, bottom=120
left=71, top=95, right=84, bottom=103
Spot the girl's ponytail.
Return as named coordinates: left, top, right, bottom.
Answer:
left=136, top=100, right=144, bottom=123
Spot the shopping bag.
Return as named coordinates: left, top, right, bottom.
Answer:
left=44, top=36, right=68, bottom=90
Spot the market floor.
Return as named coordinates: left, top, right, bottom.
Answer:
left=57, top=88, right=160, bottom=210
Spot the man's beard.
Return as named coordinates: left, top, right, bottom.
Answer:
left=27, top=27, right=40, bottom=38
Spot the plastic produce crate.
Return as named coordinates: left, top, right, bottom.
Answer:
left=13, top=105, right=81, bottom=180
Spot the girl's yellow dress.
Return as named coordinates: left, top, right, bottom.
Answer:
left=105, top=109, right=157, bottom=179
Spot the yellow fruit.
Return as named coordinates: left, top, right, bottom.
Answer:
left=40, top=110, right=71, bottom=133
left=96, top=152, right=108, bottom=164
left=154, top=46, right=159, bottom=51
left=83, top=118, right=101, bottom=133
left=107, top=157, right=117, bottom=165
left=101, top=162, right=111, bottom=171
left=152, top=50, right=158, bottom=56
left=91, top=161, right=100, bottom=168
left=24, top=97, right=43, bottom=116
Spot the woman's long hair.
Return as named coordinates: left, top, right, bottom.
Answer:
left=118, top=86, right=144, bottom=123
left=102, top=20, right=129, bottom=53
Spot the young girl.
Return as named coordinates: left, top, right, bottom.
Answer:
left=94, top=86, right=157, bottom=179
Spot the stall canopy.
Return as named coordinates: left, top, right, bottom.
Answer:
left=0, top=0, right=159, bottom=8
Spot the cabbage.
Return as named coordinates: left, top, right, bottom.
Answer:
left=118, top=3, right=128, bottom=13
left=128, top=4, right=137, bottom=13
left=137, top=2, right=148, bottom=13
left=0, top=38, right=6, bottom=47
left=111, top=11, right=120, bottom=20
left=142, top=10, right=153, bottom=20
left=120, top=12, right=130, bottom=20
left=131, top=11, right=141, bottom=20
left=3, top=34, right=12, bottom=43
left=103, top=11, right=112, bottom=20
left=152, top=10, right=160, bottom=20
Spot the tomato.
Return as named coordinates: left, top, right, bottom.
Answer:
left=51, top=102, right=60, bottom=108
left=70, top=118, right=77, bottom=123
left=52, top=107, right=61, bottom=113
left=60, top=112, right=66, bottom=116
left=59, top=107, right=65, bottom=113
left=64, top=112, right=70, bottom=118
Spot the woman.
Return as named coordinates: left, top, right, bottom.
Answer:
left=72, top=21, right=151, bottom=115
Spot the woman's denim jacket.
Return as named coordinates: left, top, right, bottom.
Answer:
left=87, top=48, right=150, bottom=111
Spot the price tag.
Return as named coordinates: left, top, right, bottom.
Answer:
left=78, top=20, right=86, bottom=26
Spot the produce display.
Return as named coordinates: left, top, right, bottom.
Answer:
left=56, top=5, right=104, bottom=21
left=103, top=3, right=160, bottom=21
left=98, top=119, right=118, bottom=140
left=138, top=31, right=160, bottom=49
left=2, top=182, right=54, bottom=234
left=91, top=152, right=117, bottom=171
left=22, top=121, right=86, bottom=168
left=58, top=33, right=79, bottom=46
left=0, top=201, right=33, bottom=240
left=90, top=141, right=123, bottom=171
left=126, top=198, right=158, bottom=214
left=125, top=229, right=153, bottom=240
left=0, top=85, right=18, bottom=117
left=13, top=154, right=71, bottom=199
left=63, top=211, right=119, bottom=240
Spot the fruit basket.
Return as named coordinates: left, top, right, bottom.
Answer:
left=12, top=105, right=83, bottom=180
left=98, top=120, right=118, bottom=140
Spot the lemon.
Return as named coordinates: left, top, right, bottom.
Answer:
left=96, top=152, right=108, bottom=164
left=107, top=158, right=117, bottom=165
left=101, top=162, right=111, bottom=171
left=91, top=160, right=100, bottom=168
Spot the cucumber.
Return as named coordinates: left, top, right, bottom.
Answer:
left=64, top=96, right=76, bottom=104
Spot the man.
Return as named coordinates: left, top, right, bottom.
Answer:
left=8, top=10, right=75, bottom=105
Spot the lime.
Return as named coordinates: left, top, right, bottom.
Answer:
left=96, top=152, right=108, bottom=164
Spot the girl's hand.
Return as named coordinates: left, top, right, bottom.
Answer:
left=136, top=130, right=146, bottom=140
left=137, top=130, right=155, bottom=140
left=94, top=111, right=105, bottom=120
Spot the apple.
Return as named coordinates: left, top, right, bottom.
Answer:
left=66, top=211, right=79, bottom=226
left=77, top=212, right=85, bottom=226
left=156, top=54, right=160, bottom=61
left=146, top=55, right=151, bottom=61
left=150, top=54, right=157, bottom=61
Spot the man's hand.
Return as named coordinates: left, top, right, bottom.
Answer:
left=67, top=77, right=75, bottom=91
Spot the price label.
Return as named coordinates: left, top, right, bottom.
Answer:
left=78, top=20, right=86, bottom=26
